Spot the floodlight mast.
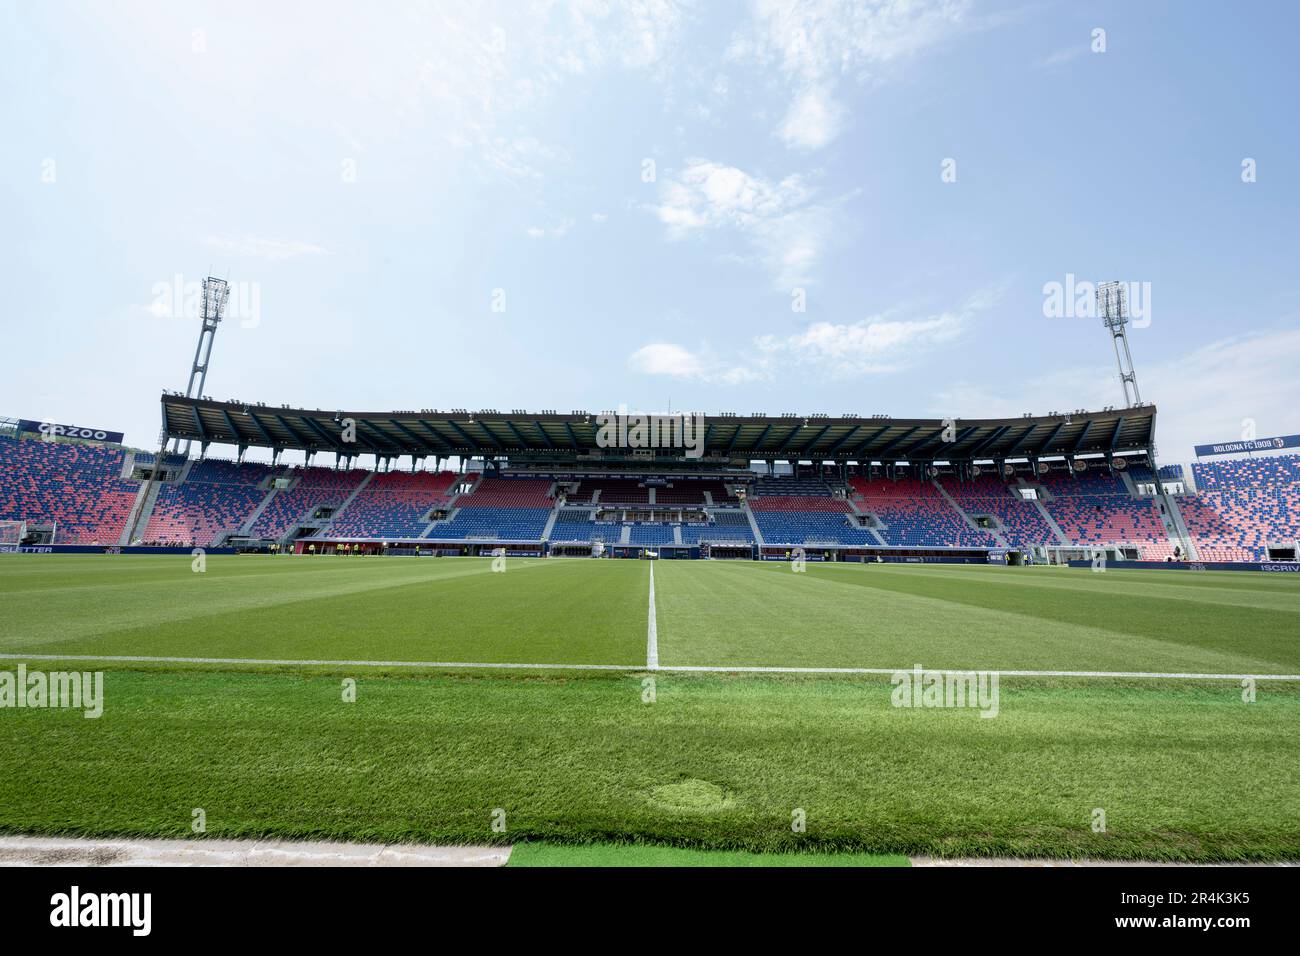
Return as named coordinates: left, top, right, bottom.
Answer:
left=1098, top=281, right=1142, bottom=408
left=174, top=277, right=229, bottom=456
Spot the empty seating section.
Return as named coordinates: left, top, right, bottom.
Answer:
left=627, top=524, right=674, bottom=545
left=1039, top=472, right=1174, bottom=559
left=938, top=476, right=1058, bottom=549
left=329, top=470, right=458, bottom=539
left=550, top=511, right=600, bottom=543
left=710, top=510, right=750, bottom=526
left=1176, top=495, right=1256, bottom=562
left=426, top=477, right=554, bottom=541
left=849, top=477, right=993, bottom=548
left=250, top=467, right=367, bottom=540
left=0, top=435, right=137, bottom=543
left=749, top=495, right=850, bottom=513
left=679, top=524, right=753, bottom=544
left=1184, top=455, right=1300, bottom=560
left=145, top=458, right=278, bottom=545
left=457, top=477, right=554, bottom=509
left=579, top=479, right=649, bottom=504
left=548, top=504, right=753, bottom=545
left=751, top=510, right=875, bottom=545
left=753, top=476, right=831, bottom=497
left=748, top=478, right=866, bottom=544
left=655, top=480, right=734, bottom=505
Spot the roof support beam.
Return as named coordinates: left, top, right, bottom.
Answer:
left=937, top=425, right=980, bottom=454
left=298, top=416, right=346, bottom=453
left=826, top=425, right=862, bottom=457
left=964, top=425, right=1010, bottom=459
left=503, top=420, right=530, bottom=450
left=532, top=421, right=556, bottom=449
left=1004, top=424, right=1038, bottom=458
left=852, top=424, right=894, bottom=459
left=388, top=419, right=439, bottom=455
left=1035, top=420, right=1067, bottom=457
left=901, top=426, right=949, bottom=458
left=473, top=421, right=507, bottom=451
left=245, top=410, right=276, bottom=446
left=800, top=424, right=833, bottom=455
left=357, top=420, right=399, bottom=454
left=724, top=423, right=743, bottom=456
left=1071, top=420, right=1094, bottom=453
left=218, top=408, right=243, bottom=445
left=776, top=423, right=806, bottom=456
left=274, top=415, right=313, bottom=449
left=1108, top=417, right=1126, bottom=451
left=875, top=424, right=922, bottom=458
left=416, top=421, right=454, bottom=453
left=446, top=420, right=485, bottom=454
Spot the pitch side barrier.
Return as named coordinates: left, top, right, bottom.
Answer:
left=1066, top=559, right=1300, bottom=573
left=0, top=545, right=238, bottom=556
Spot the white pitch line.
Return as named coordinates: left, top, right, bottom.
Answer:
left=0, top=653, right=636, bottom=671
left=646, top=561, right=659, bottom=670
left=0, top=653, right=1297, bottom=680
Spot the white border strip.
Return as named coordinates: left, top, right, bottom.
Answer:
left=646, top=562, right=659, bottom=670
left=0, top=653, right=1296, bottom=680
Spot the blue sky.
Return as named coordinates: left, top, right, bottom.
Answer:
left=2, top=0, right=1297, bottom=465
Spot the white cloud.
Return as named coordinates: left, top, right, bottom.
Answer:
left=732, top=0, right=973, bottom=150
left=628, top=342, right=766, bottom=385
left=526, top=217, right=575, bottom=239
left=421, top=1, right=687, bottom=181
left=203, top=234, right=329, bottom=261
left=591, top=212, right=608, bottom=223
left=755, top=286, right=999, bottom=375
left=930, top=324, right=1300, bottom=463
left=775, top=85, right=843, bottom=150
left=1035, top=45, right=1086, bottom=68
left=629, top=342, right=707, bottom=377
left=651, top=158, right=835, bottom=288
left=630, top=287, right=999, bottom=384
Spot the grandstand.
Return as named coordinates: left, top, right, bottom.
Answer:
left=2, top=402, right=1297, bottom=566
left=145, top=458, right=280, bottom=546
left=1183, top=455, right=1300, bottom=561
left=0, top=433, right=137, bottom=544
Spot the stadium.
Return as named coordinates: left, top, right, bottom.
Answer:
left=2, top=6, right=1298, bottom=932
left=2, top=276, right=1299, bottom=870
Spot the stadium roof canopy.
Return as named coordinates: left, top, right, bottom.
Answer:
left=161, top=393, right=1157, bottom=463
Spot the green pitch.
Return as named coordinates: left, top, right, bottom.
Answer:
left=1, top=554, right=1298, bottom=861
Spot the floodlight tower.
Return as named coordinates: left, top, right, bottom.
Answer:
left=174, top=276, right=230, bottom=455
left=1097, top=281, right=1142, bottom=408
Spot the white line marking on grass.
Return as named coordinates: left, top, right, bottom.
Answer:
left=1, top=653, right=1297, bottom=680
left=646, top=562, right=659, bottom=670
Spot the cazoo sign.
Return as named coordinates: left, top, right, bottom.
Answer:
left=18, top=420, right=125, bottom=444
